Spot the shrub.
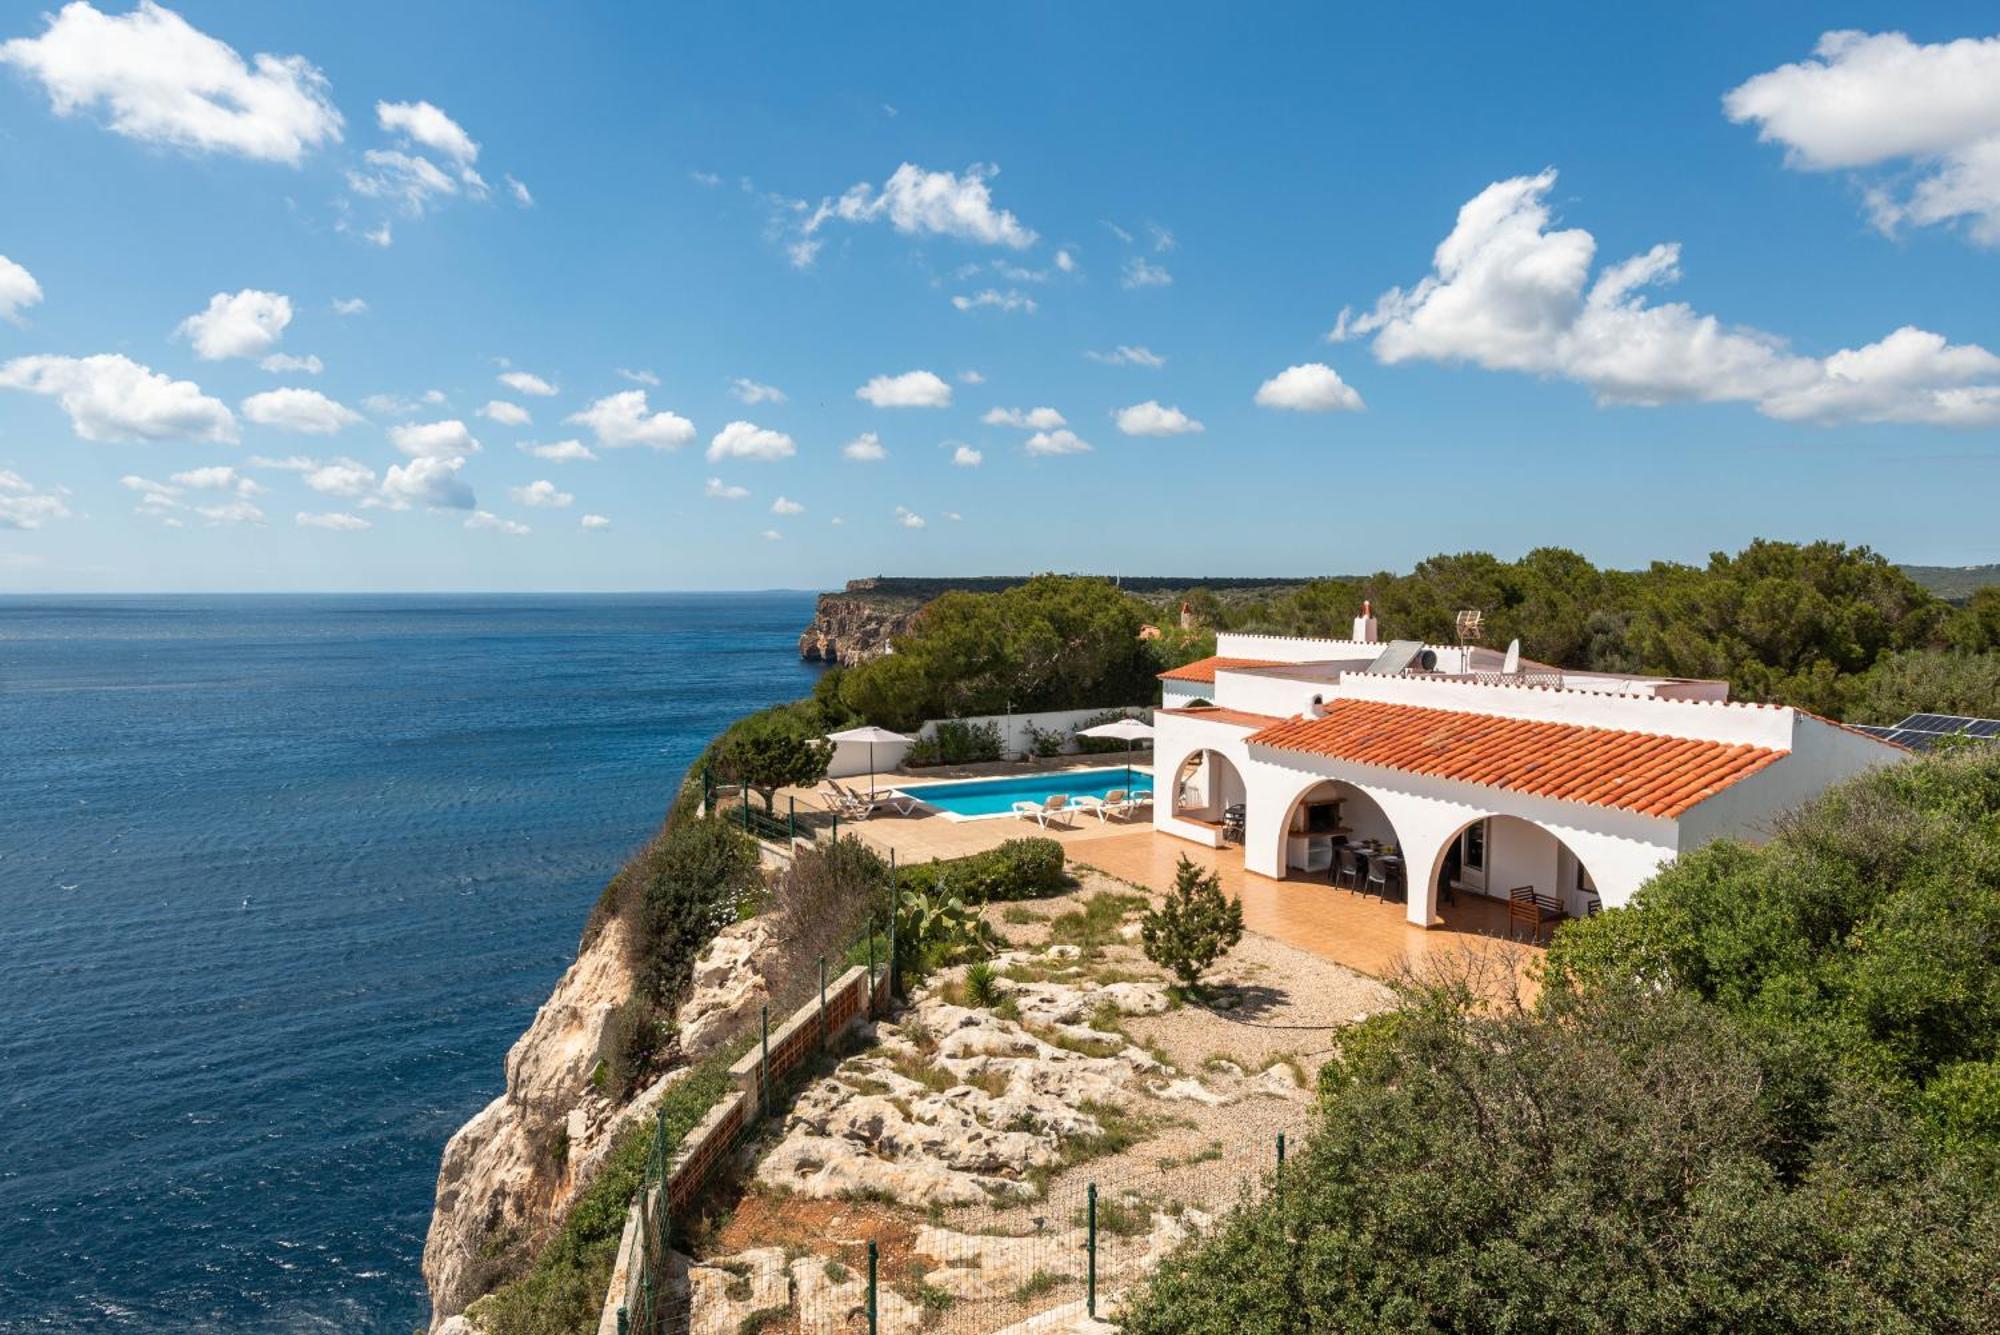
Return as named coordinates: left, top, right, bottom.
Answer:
left=894, top=884, right=997, bottom=981
left=1139, top=856, right=1244, bottom=991
left=600, top=995, right=667, bottom=1100
left=769, top=837, right=891, bottom=972
left=707, top=702, right=834, bottom=810
left=1023, top=721, right=1067, bottom=758
left=897, top=838, right=1066, bottom=905
left=638, top=817, right=763, bottom=1009
left=928, top=718, right=1004, bottom=765
left=963, top=960, right=1000, bottom=1008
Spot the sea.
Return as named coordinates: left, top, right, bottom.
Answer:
left=0, top=593, right=823, bottom=1332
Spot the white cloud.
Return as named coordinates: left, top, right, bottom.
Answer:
left=760, top=529, right=782, bottom=542
left=801, top=163, right=1036, bottom=255
left=705, top=477, right=749, bottom=500
left=829, top=516, right=844, bottom=526
left=770, top=495, right=805, bottom=515
left=296, top=510, right=369, bottom=531
left=1122, top=258, right=1172, bottom=289
left=304, top=457, right=376, bottom=498
left=465, top=509, right=528, bottom=535
left=0, top=255, right=44, bottom=325
left=730, top=377, right=786, bottom=404
left=346, top=148, right=461, bottom=215
left=361, top=390, right=443, bottom=417
left=855, top=370, right=951, bottom=408
left=377, top=99, right=477, bottom=167
left=952, top=288, right=1036, bottom=313
left=617, top=368, right=660, bottom=387
left=945, top=511, right=963, bottom=522
left=0, top=0, right=342, bottom=164
left=499, top=370, right=557, bottom=397
left=379, top=455, right=473, bottom=510
left=389, top=418, right=481, bottom=458
left=259, top=352, right=322, bottom=375
left=247, top=453, right=316, bottom=471
left=0, top=469, right=71, bottom=529
left=894, top=505, right=926, bottom=529
left=842, top=431, right=887, bottom=462
left=707, top=420, right=795, bottom=461
left=566, top=389, right=695, bottom=449
left=951, top=444, right=983, bottom=467
left=1725, top=31, right=2000, bottom=245
left=1086, top=344, right=1165, bottom=368
left=510, top=479, right=573, bottom=508
left=332, top=297, right=368, bottom=316
left=121, top=473, right=180, bottom=506
left=191, top=498, right=264, bottom=525
left=580, top=513, right=610, bottom=530
left=1055, top=248, right=1077, bottom=273
left=480, top=399, right=531, bottom=426
left=175, top=289, right=291, bottom=360
left=982, top=406, right=1065, bottom=429
left=1115, top=401, right=1204, bottom=436
left=1254, top=362, right=1365, bottom=412
left=241, top=387, right=361, bottom=434
left=0, top=353, right=236, bottom=442
left=1025, top=428, right=1091, bottom=456
left=506, top=174, right=533, bottom=207
left=1332, top=169, right=2000, bottom=426
left=520, top=438, right=596, bottom=462
left=957, top=370, right=985, bottom=384
left=170, top=464, right=261, bottom=496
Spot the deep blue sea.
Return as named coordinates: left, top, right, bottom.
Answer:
left=0, top=593, right=821, bottom=1332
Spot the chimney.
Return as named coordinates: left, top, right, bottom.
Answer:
left=1352, top=599, right=1378, bottom=644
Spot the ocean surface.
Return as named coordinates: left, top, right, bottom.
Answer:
left=0, top=593, right=822, bottom=1332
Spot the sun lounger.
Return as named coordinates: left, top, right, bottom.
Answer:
left=837, top=779, right=918, bottom=817
left=1083, top=789, right=1128, bottom=822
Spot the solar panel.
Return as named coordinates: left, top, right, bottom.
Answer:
left=1966, top=720, right=2000, bottom=738
left=1849, top=724, right=1898, bottom=740
left=1863, top=713, right=2000, bottom=750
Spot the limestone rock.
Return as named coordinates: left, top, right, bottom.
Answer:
left=676, top=917, right=775, bottom=1059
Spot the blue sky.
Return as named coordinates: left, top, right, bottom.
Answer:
left=2, top=2, right=1998, bottom=592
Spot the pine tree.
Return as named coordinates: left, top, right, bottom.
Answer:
left=1139, top=855, right=1244, bottom=993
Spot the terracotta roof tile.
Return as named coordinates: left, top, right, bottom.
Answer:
left=1157, top=655, right=1286, bottom=683
left=1246, top=699, right=1784, bottom=819
left=1156, top=705, right=1288, bottom=729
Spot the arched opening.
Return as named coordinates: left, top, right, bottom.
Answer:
left=1425, top=814, right=1601, bottom=941
left=1274, top=778, right=1403, bottom=882
left=1170, top=748, right=1247, bottom=841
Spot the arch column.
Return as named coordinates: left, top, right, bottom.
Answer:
left=1363, top=792, right=1480, bottom=928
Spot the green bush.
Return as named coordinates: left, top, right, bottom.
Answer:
left=600, top=995, right=667, bottom=1101
left=1074, top=707, right=1151, bottom=754
left=1023, top=721, right=1067, bottom=758
left=1139, top=855, right=1244, bottom=991
left=897, top=838, right=1066, bottom=905
left=930, top=718, right=1004, bottom=765
left=638, top=817, right=763, bottom=1011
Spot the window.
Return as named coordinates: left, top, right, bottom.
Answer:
left=1461, top=820, right=1486, bottom=871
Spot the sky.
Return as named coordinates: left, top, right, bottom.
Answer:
left=2, top=1, right=1999, bottom=593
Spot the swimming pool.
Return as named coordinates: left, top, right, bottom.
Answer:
left=898, top=767, right=1154, bottom=819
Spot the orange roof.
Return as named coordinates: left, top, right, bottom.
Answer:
left=1247, top=699, right=1784, bottom=819
left=1156, top=705, right=1288, bottom=729
left=1158, top=655, right=1285, bottom=683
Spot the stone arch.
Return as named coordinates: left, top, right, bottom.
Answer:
left=1267, top=773, right=1408, bottom=880
left=1424, top=811, right=1603, bottom=928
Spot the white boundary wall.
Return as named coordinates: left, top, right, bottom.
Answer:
left=826, top=705, right=1149, bottom=777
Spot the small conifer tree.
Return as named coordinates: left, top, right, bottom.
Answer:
left=1139, top=855, right=1244, bottom=993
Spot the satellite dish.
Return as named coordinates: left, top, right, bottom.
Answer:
left=1502, top=639, right=1521, bottom=675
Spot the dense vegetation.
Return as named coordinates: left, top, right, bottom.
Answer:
left=1189, top=541, right=1995, bottom=720
left=1125, top=746, right=2000, bottom=1333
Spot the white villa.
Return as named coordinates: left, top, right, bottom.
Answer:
left=1151, top=605, right=1907, bottom=932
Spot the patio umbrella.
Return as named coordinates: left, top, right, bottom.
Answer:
left=1076, top=716, right=1154, bottom=787
left=824, top=724, right=914, bottom=798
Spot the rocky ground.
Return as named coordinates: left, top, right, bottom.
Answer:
left=674, top=869, right=1394, bottom=1333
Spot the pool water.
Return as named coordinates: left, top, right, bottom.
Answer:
left=899, top=767, right=1154, bottom=819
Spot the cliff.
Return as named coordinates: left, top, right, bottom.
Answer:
left=422, top=913, right=783, bottom=1329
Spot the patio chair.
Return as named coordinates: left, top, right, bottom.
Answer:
left=1364, top=857, right=1388, bottom=900
left=1333, top=845, right=1361, bottom=891
left=1221, top=803, right=1246, bottom=843
left=1508, top=884, right=1565, bottom=943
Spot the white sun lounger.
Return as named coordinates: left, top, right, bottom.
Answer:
left=1013, top=794, right=1074, bottom=828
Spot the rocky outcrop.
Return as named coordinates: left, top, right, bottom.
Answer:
left=422, top=917, right=783, bottom=1329
left=797, top=586, right=922, bottom=666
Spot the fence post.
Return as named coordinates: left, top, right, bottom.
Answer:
left=788, top=795, right=796, bottom=844
left=1086, top=1182, right=1098, bottom=1318
left=759, top=1004, right=770, bottom=1121
left=867, top=1239, right=879, bottom=1335
left=832, top=811, right=839, bottom=843
left=616, top=1307, right=628, bottom=1335
left=818, top=956, right=828, bottom=1052
left=1277, top=1131, right=1286, bottom=1171
left=887, top=849, right=899, bottom=999
left=740, top=789, right=750, bottom=833
left=867, top=921, right=877, bottom=1017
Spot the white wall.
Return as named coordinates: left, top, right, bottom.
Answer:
left=1210, top=667, right=1337, bottom=719
left=827, top=704, right=1150, bottom=777
left=1329, top=671, right=1799, bottom=749
left=1160, top=680, right=1211, bottom=709
left=1674, top=714, right=1908, bottom=849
